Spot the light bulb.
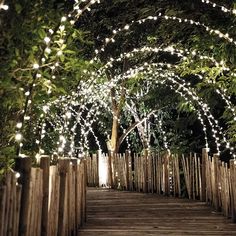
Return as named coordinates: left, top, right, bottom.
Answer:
left=33, top=63, right=39, bottom=69
left=57, top=50, right=63, bottom=56
left=44, top=37, right=50, bottom=44
left=15, top=172, right=20, bottom=178
left=45, top=47, right=51, bottom=54
left=1, top=5, right=9, bottom=10
left=15, top=133, right=22, bottom=142
left=16, top=123, right=22, bottom=129
left=61, top=16, right=67, bottom=22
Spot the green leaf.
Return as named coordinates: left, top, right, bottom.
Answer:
left=15, top=3, right=22, bottom=14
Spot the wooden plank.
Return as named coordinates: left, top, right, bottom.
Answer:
left=108, top=151, right=114, bottom=188
left=11, top=173, right=17, bottom=236
left=58, top=159, right=70, bottom=236
left=14, top=157, right=32, bottom=236
left=201, top=148, right=207, bottom=201
left=40, top=156, right=50, bottom=236
left=15, top=185, right=22, bottom=236
left=0, top=186, right=6, bottom=236
left=230, top=160, right=236, bottom=222
left=78, top=188, right=236, bottom=236
left=3, top=172, right=11, bottom=236
left=213, top=154, right=220, bottom=211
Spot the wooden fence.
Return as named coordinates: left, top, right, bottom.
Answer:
left=0, top=157, right=87, bottom=236
left=86, top=148, right=236, bottom=222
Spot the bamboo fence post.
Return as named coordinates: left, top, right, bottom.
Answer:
left=225, top=162, right=230, bottom=218
left=3, top=172, right=11, bottom=236
left=201, top=148, right=207, bottom=202
left=143, top=149, right=148, bottom=193
left=150, top=154, right=154, bottom=193
left=0, top=186, right=6, bottom=236
left=96, top=151, right=100, bottom=186
left=10, top=173, right=17, bottom=236
left=182, top=154, right=190, bottom=199
left=164, top=151, right=170, bottom=196
left=197, top=156, right=201, bottom=199
left=82, top=159, right=87, bottom=223
left=156, top=152, right=161, bottom=194
left=15, top=185, right=22, bottom=236
left=176, top=154, right=181, bottom=197
left=40, top=156, right=50, bottom=236
left=134, top=154, right=138, bottom=191
left=108, top=151, right=113, bottom=188
left=15, top=157, right=32, bottom=236
left=189, top=153, right=193, bottom=199
left=125, top=150, right=130, bottom=190
left=213, top=154, right=220, bottom=211
left=230, top=159, right=236, bottom=222
left=76, top=163, right=82, bottom=228
left=58, top=159, right=70, bottom=236
left=71, top=159, right=79, bottom=235
left=128, top=151, right=133, bottom=191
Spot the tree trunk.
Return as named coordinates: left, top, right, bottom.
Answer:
left=111, top=113, right=119, bottom=153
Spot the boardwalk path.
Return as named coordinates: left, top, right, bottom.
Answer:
left=78, top=188, right=236, bottom=235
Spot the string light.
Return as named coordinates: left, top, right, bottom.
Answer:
left=13, top=0, right=236, bottom=159
left=15, top=133, right=23, bottom=142
left=201, top=0, right=236, bottom=16
left=0, top=3, right=8, bottom=10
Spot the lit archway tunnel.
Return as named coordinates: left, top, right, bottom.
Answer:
left=1, top=0, right=236, bottom=235
left=4, top=0, right=234, bottom=160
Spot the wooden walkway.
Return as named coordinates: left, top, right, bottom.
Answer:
left=78, top=188, right=236, bottom=236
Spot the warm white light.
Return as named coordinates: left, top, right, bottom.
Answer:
left=1, top=4, right=9, bottom=10
left=49, top=29, right=54, bottom=34
left=66, top=111, right=72, bottom=119
left=44, top=37, right=50, bottom=44
left=39, top=149, right=45, bottom=154
left=24, top=116, right=30, bottom=121
left=45, top=47, right=51, bottom=54
left=33, top=63, right=39, bottom=69
left=43, top=105, right=49, bottom=113
left=15, top=133, right=22, bottom=142
left=61, top=16, right=67, bottom=22
left=59, top=25, right=65, bottom=31
left=58, top=147, right=63, bottom=152
left=57, top=50, right=63, bottom=56
left=124, top=25, right=130, bottom=30
left=15, top=172, right=20, bottom=178
left=16, top=122, right=22, bottom=129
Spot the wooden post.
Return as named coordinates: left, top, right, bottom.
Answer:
left=108, top=151, right=113, bottom=188
left=83, top=159, right=87, bottom=223
left=213, top=154, right=220, bottom=211
left=125, top=150, right=130, bottom=190
left=0, top=186, right=6, bottom=236
left=201, top=148, right=207, bottom=201
left=164, top=151, right=170, bottom=196
left=230, top=160, right=236, bottom=222
left=15, top=157, right=32, bottom=236
left=40, top=156, right=50, bottom=236
left=71, top=159, right=78, bottom=235
left=143, top=149, right=148, bottom=193
left=58, top=159, right=70, bottom=236
left=96, top=151, right=100, bottom=186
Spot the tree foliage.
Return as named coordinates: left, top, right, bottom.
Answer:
left=0, top=0, right=236, bottom=164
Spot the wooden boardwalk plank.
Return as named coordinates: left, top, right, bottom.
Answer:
left=78, top=188, right=236, bottom=235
